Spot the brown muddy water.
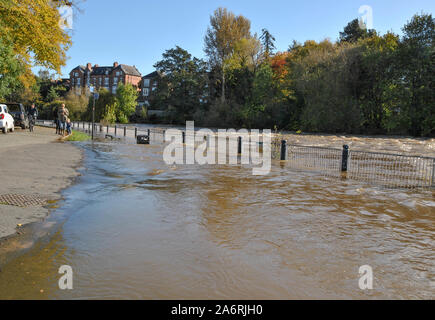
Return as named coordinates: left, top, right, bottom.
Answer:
left=0, top=135, right=434, bottom=299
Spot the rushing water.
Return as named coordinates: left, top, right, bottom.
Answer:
left=0, top=136, right=434, bottom=299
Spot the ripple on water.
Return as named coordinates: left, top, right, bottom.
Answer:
left=0, top=138, right=434, bottom=299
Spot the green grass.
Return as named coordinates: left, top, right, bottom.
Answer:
left=65, top=130, right=91, bottom=142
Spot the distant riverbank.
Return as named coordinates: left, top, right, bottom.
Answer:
left=91, top=121, right=435, bottom=157
left=0, top=127, right=82, bottom=242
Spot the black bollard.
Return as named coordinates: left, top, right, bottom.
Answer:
left=281, top=140, right=287, bottom=161
left=342, top=145, right=349, bottom=172
left=124, top=126, right=126, bottom=136
left=135, top=128, right=137, bottom=138
left=107, top=125, right=109, bottom=133
left=115, top=125, right=117, bottom=136
left=182, top=131, right=185, bottom=144
left=238, top=137, right=242, bottom=154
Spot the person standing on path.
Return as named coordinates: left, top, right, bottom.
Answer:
left=66, top=118, right=72, bottom=136
left=57, top=104, right=69, bottom=136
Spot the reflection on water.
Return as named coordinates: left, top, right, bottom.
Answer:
left=0, top=138, right=434, bottom=299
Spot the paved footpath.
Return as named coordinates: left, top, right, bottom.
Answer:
left=0, top=127, right=82, bottom=240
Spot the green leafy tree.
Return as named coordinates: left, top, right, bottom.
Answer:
left=289, top=40, right=363, bottom=133
left=339, top=18, right=376, bottom=43
left=357, top=32, right=401, bottom=133
left=46, top=86, right=60, bottom=102
left=204, top=7, right=253, bottom=103
left=0, top=37, right=24, bottom=100
left=398, top=13, right=435, bottom=136
left=64, top=91, right=88, bottom=121
left=154, top=46, right=209, bottom=123
left=101, top=101, right=117, bottom=125
left=115, top=83, right=138, bottom=123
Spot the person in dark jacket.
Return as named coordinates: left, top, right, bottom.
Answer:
left=53, top=107, right=60, bottom=134
left=27, top=104, right=38, bottom=132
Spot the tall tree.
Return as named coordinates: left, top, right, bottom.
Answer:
left=154, top=46, right=209, bottom=123
left=399, top=13, right=435, bottom=136
left=260, top=28, right=276, bottom=58
left=226, top=36, right=262, bottom=71
left=204, top=7, right=252, bottom=103
left=0, top=0, right=72, bottom=87
left=339, top=18, right=375, bottom=43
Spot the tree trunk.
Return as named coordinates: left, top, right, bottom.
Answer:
left=221, top=70, right=225, bottom=103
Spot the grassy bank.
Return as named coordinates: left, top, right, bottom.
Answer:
left=65, top=131, right=91, bottom=142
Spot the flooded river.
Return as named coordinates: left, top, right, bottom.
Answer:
left=0, top=135, right=434, bottom=299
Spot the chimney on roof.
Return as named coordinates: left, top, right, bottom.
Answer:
left=86, top=62, right=92, bottom=70
left=94, top=64, right=99, bottom=68
left=113, top=62, right=119, bottom=68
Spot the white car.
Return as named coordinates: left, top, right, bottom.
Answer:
left=0, top=104, right=15, bottom=134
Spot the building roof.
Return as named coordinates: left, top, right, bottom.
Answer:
left=117, top=64, right=141, bottom=77
left=71, top=63, right=142, bottom=77
left=71, top=65, right=86, bottom=73
left=91, top=66, right=113, bottom=76
left=142, top=71, right=161, bottom=79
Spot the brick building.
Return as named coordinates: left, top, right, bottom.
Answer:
left=137, top=71, right=162, bottom=110
left=69, top=62, right=142, bottom=95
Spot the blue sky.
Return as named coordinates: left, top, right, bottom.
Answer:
left=55, top=0, right=434, bottom=78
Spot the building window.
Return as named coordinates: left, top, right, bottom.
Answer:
left=114, top=77, right=118, bottom=85
left=143, top=79, right=150, bottom=87
left=143, top=88, right=149, bottom=97
left=104, top=77, right=109, bottom=86
left=77, top=78, right=81, bottom=86
left=99, top=78, right=102, bottom=86
left=112, top=86, right=117, bottom=94
left=116, top=71, right=121, bottom=76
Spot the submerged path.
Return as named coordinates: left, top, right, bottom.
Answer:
left=0, top=137, right=433, bottom=299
